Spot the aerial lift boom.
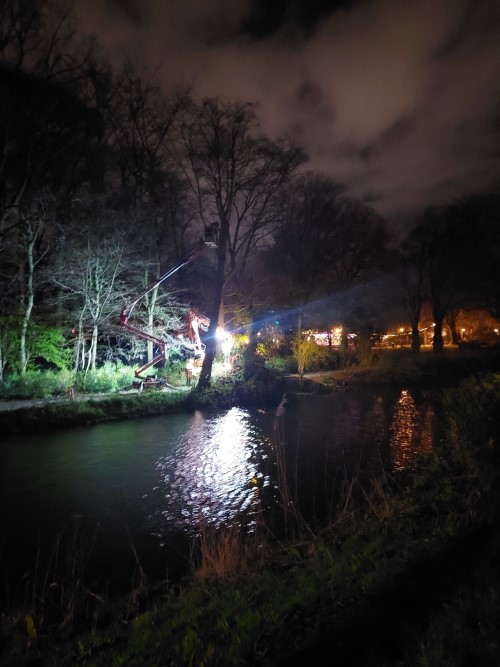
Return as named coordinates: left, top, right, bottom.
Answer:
left=119, top=243, right=209, bottom=383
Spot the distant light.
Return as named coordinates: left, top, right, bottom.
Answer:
left=399, top=327, right=404, bottom=333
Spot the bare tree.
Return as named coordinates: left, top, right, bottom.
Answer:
left=170, top=96, right=304, bottom=387
left=400, top=225, right=429, bottom=352
left=0, top=0, right=100, bottom=240
left=54, top=225, right=126, bottom=371
left=0, top=0, right=44, bottom=71
left=18, top=200, right=49, bottom=372
left=269, top=173, right=389, bottom=348
left=104, top=65, right=195, bottom=363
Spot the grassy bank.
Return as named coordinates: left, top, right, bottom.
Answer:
left=0, top=390, right=190, bottom=435
left=1, top=373, right=499, bottom=666
left=1, top=348, right=499, bottom=436
left=0, top=372, right=287, bottom=436
left=307, top=346, right=500, bottom=389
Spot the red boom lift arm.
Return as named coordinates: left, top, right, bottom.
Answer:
left=119, top=244, right=208, bottom=380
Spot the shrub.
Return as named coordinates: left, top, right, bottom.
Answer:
left=74, top=362, right=135, bottom=394
left=306, top=345, right=342, bottom=371
left=29, top=325, right=72, bottom=371
left=191, top=379, right=236, bottom=409
left=265, top=356, right=297, bottom=375
left=0, top=369, right=72, bottom=399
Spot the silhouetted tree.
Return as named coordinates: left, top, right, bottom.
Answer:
left=170, top=96, right=304, bottom=387
left=400, top=224, right=429, bottom=351
left=269, top=173, right=389, bottom=349
left=415, top=195, right=499, bottom=352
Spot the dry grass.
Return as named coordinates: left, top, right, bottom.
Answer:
left=191, top=523, right=259, bottom=580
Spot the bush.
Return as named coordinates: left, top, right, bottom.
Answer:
left=306, top=345, right=342, bottom=371
left=265, top=348, right=341, bottom=376
left=0, top=369, right=72, bottom=399
left=191, top=378, right=237, bottom=409
left=74, top=362, right=135, bottom=394
left=265, top=356, right=297, bottom=375
left=0, top=363, right=137, bottom=400
left=166, top=359, right=188, bottom=386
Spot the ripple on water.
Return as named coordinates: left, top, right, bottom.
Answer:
left=146, top=408, right=273, bottom=535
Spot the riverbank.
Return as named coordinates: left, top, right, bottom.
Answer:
left=1, top=374, right=499, bottom=666
left=0, top=364, right=287, bottom=434
left=3, top=347, right=500, bottom=436
left=291, top=345, right=500, bottom=390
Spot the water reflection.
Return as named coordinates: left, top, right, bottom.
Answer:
left=150, top=408, right=272, bottom=535
left=0, top=390, right=441, bottom=598
left=389, top=390, right=434, bottom=470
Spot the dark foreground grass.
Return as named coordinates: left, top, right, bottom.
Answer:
left=1, top=373, right=498, bottom=666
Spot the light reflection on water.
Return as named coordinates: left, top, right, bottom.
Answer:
left=0, top=389, right=440, bottom=597
left=389, top=390, right=434, bottom=470
left=146, top=390, right=436, bottom=539
left=148, top=408, right=273, bottom=536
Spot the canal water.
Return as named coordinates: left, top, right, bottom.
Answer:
left=0, top=387, right=439, bottom=604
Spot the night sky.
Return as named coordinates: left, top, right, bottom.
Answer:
left=73, top=0, right=500, bottom=231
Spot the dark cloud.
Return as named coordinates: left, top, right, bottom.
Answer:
left=241, top=0, right=353, bottom=39
left=74, top=0, right=500, bottom=230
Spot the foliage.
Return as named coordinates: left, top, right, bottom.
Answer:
left=74, top=362, right=135, bottom=394
left=291, top=335, right=318, bottom=380
left=265, top=356, right=297, bottom=375
left=0, top=369, right=73, bottom=399
left=0, top=319, right=72, bottom=374
left=190, top=375, right=278, bottom=410
left=164, top=357, right=195, bottom=387
left=0, top=316, right=20, bottom=376
left=28, top=324, right=73, bottom=370
left=254, top=323, right=286, bottom=360
left=440, top=373, right=499, bottom=475
left=304, top=344, right=342, bottom=371
left=0, top=363, right=136, bottom=400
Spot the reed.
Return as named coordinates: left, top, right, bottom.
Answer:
left=190, top=522, right=264, bottom=580
left=272, top=394, right=316, bottom=540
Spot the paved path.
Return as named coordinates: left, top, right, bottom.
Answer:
left=0, top=397, right=73, bottom=412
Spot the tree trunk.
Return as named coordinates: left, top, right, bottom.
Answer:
left=90, top=322, right=98, bottom=370
left=20, top=233, right=36, bottom=374
left=340, top=326, right=348, bottom=353
left=0, top=328, right=5, bottom=381
left=74, top=311, right=85, bottom=371
left=146, top=284, right=159, bottom=364
left=145, top=261, right=160, bottom=363
left=432, top=313, right=445, bottom=353
left=198, top=226, right=228, bottom=389
left=446, top=310, right=460, bottom=345
left=410, top=319, right=421, bottom=352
